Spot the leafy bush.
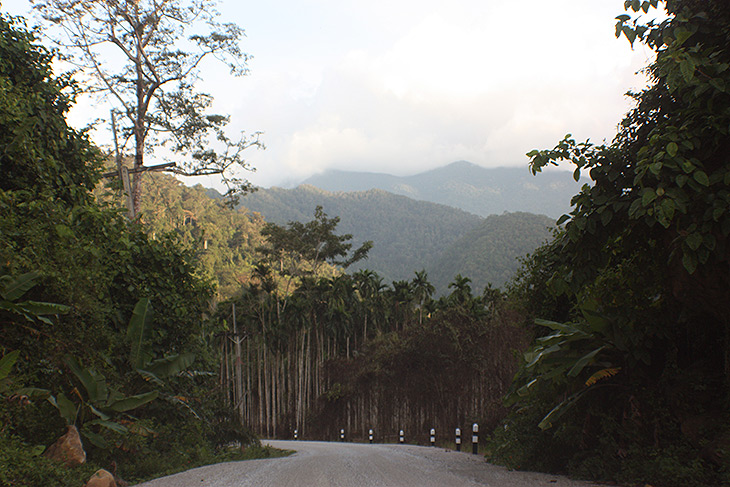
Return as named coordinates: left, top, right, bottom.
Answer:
left=0, top=432, right=98, bottom=487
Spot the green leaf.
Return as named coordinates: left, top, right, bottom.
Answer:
left=127, top=298, right=154, bottom=369
left=686, top=233, right=703, bottom=251
left=556, top=214, right=570, bottom=226
left=88, top=404, right=110, bottom=420
left=666, top=142, right=678, bottom=157
left=600, top=209, right=613, bottom=226
left=13, top=387, right=51, bottom=398
left=682, top=252, right=698, bottom=274
left=65, top=357, right=108, bottom=403
left=50, top=392, right=77, bottom=425
left=19, top=301, right=70, bottom=316
left=87, top=419, right=128, bottom=434
left=136, top=369, right=165, bottom=387
left=538, top=389, right=588, bottom=430
left=674, top=28, right=693, bottom=46
left=693, top=171, right=710, bottom=186
left=0, top=272, right=39, bottom=301
left=567, top=346, right=606, bottom=377
left=641, top=188, right=657, bottom=206
left=0, top=350, right=20, bottom=381
left=143, top=353, right=196, bottom=379
left=660, top=198, right=675, bottom=225
left=680, top=59, right=696, bottom=82
left=109, top=390, right=158, bottom=412
left=81, top=429, right=108, bottom=449
left=622, top=25, right=637, bottom=45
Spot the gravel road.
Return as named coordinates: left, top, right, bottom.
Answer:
left=133, top=440, right=610, bottom=487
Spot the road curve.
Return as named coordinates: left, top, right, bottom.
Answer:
left=133, top=440, right=609, bottom=487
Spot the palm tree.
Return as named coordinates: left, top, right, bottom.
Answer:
left=353, top=269, right=386, bottom=342
left=411, top=270, right=435, bottom=325
left=447, top=274, right=474, bottom=309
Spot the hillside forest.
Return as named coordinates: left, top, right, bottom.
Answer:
left=2, top=1, right=730, bottom=487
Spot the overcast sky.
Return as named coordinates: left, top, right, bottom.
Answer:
left=2, top=0, right=659, bottom=189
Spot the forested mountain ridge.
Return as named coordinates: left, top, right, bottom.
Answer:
left=237, top=185, right=483, bottom=285
left=429, top=212, right=555, bottom=293
left=301, top=161, right=582, bottom=218
left=236, top=184, right=555, bottom=291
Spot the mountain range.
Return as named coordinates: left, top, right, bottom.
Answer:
left=237, top=164, right=558, bottom=293
left=300, top=160, right=581, bottom=218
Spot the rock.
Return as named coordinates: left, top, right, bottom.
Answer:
left=85, top=469, right=117, bottom=487
left=43, top=425, right=86, bottom=466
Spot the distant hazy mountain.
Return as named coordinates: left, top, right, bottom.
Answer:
left=238, top=185, right=555, bottom=292
left=301, top=161, right=580, bottom=218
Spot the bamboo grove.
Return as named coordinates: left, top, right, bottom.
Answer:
left=215, top=207, right=528, bottom=442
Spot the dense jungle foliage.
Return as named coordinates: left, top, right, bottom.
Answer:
left=487, top=1, right=730, bottom=486
left=0, top=13, right=274, bottom=486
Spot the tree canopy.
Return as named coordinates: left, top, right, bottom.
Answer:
left=0, top=13, right=100, bottom=204
left=496, top=1, right=730, bottom=484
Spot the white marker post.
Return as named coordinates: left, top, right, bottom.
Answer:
left=399, top=429, right=405, bottom=444
left=472, top=423, right=479, bottom=454
left=369, top=429, right=374, bottom=444
left=294, top=429, right=298, bottom=440
left=430, top=428, right=436, bottom=447
left=455, top=427, right=461, bottom=452
left=340, top=429, right=345, bottom=442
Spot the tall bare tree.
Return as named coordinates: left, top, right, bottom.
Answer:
left=32, top=0, right=262, bottom=215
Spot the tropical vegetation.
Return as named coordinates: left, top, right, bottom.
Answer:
left=0, top=12, right=268, bottom=486
left=488, top=1, right=730, bottom=485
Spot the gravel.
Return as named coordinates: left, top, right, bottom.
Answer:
left=132, top=440, right=613, bottom=487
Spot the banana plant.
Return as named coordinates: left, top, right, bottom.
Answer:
left=506, top=297, right=643, bottom=430
left=47, top=356, right=159, bottom=448
left=0, top=271, right=70, bottom=324
left=126, top=298, right=196, bottom=385
left=44, top=298, right=197, bottom=448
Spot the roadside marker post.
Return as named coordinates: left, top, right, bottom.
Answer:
left=455, top=428, right=461, bottom=452
left=340, top=429, right=345, bottom=442
left=294, top=429, right=298, bottom=440
left=430, top=428, right=436, bottom=447
left=369, top=429, right=374, bottom=444
left=472, top=423, right=479, bottom=455
left=399, top=429, right=404, bottom=444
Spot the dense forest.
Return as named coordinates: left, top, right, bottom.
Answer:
left=234, top=184, right=483, bottom=284
left=2, top=0, right=730, bottom=486
left=0, top=12, right=278, bottom=486
left=234, top=184, right=554, bottom=290
left=487, top=1, right=730, bottom=485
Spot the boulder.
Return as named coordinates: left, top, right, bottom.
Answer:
left=85, top=469, right=117, bottom=487
left=43, top=425, right=86, bottom=466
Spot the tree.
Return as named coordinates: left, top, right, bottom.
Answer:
left=501, top=0, right=730, bottom=483
left=411, top=269, right=434, bottom=325
left=32, top=0, right=262, bottom=216
left=260, top=205, right=373, bottom=281
left=0, top=12, right=101, bottom=205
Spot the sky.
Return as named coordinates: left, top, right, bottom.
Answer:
left=1, top=0, right=660, bottom=189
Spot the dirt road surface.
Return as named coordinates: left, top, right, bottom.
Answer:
left=133, top=440, right=611, bottom=487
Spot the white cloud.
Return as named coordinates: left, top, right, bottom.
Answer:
left=1, top=0, right=661, bottom=188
